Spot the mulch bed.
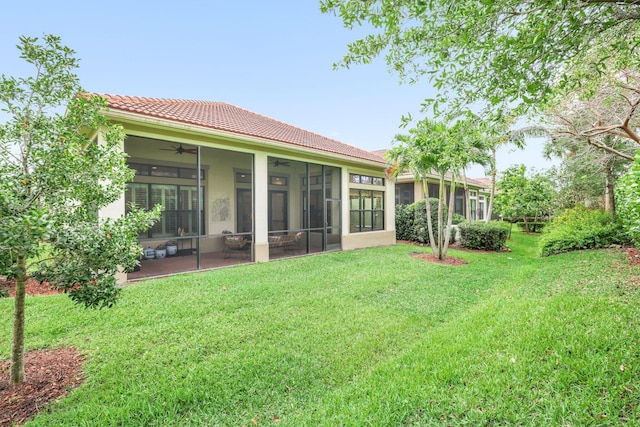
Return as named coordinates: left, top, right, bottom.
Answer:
left=627, top=247, right=640, bottom=267
left=0, top=278, right=61, bottom=298
left=411, top=251, right=469, bottom=266
left=0, top=348, right=85, bottom=427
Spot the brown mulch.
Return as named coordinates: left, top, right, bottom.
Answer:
left=627, top=247, right=640, bottom=267
left=0, top=278, right=61, bottom=298
left=0, top=348, right=85, bottom=427
left=411, top=251, right=469, bottom=266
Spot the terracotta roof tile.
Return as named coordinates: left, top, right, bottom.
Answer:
left=98, top=94, right=384, bottom=164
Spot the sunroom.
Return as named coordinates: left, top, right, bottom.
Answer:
left=97, top=95, right=395, bottom=281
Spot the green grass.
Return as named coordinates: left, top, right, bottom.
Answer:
left=2, top=231, right=639, bottom=426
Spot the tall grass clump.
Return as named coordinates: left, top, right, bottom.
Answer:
left=539, top=205, right=627, bottom=256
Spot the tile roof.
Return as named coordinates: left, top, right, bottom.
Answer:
left=98, top=94, right=384, bottom=164
left=371, top=149, right=388, bottom=158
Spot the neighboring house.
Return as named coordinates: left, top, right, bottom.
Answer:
left=97, top=95, right=395, bottom=280
left=371, top=149, right=492, bottom=221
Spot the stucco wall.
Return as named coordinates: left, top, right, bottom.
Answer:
left=342, top=230, right=396, bottom=251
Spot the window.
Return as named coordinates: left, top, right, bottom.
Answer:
left=126, top=183, right=204, bottom=238
left=350, top=189, right=384, bottom=233
left=236, top=172, right=252, bottom=183
left=270, top=176, right=287, bottom=186
left=350, top=174, right=384, bottom=186
left=129, top=163, right=204, bottom=180
left=454, top=188, right=465, bottom=216
left=427, top=183, right=439, bottom=197
left=395, top=183, right=414, bottom=205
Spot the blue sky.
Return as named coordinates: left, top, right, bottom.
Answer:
left=1, top=0, right=555, bottom=177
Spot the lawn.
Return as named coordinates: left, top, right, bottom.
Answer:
left=1, top=232, right=639, bottom=425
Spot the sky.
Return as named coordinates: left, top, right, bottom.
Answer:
left=1, top=0, right=557, bottom=177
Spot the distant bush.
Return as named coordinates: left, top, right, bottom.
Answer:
left=451, top=213, right=467, bottom=225
left=491, top=220, right=513, bottom=238
left=395, top=198, right=451, bottom=244
left=539, top=206, right=627, bottom=257
left=458, top=223, right=509, bottom=251
left=515, top=222, right=547, bottom=233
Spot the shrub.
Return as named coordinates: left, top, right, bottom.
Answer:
left=539, top=206, right=627, bottom=257
left=395, top=198, right=450, bottom=244
left=490, top=220, right=513, bottom=238
left=451, top=213, right=466, bottom=225
left=412, top=198, right=448, bottom=244
left=458, top=223, right=509, bottom=251
left=515, top=222, right=547, bottom=233
left=395, top=204, right=414, bottom=241
left=616, top=154, right=640, bottom=247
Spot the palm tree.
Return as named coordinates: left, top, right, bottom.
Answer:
left=387, top=113, right=489, bottom=259
left=480, top=109, right=545, bottom=223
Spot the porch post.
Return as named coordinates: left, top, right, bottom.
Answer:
left=254, top=153, right=269, bottom=262
left=341, top=168, right=350, bottom=236
left=385, top=176, right=396, bottom=233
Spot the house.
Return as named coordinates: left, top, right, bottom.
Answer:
left=371, top=149, right=492, bottom=221
left=97, top=95, right=395, bottom=280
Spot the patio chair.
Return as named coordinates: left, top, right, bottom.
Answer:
left=222, top=231, right=250, bottom=259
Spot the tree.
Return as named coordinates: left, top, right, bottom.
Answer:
left=546, top=68, right=640, bottom=162
left=616, top=153, right=640, bottom=247
left=477, top=109, right=534, bottom=223
left=544, top=134, right=632, bottom=217
left=0, top=35, right=160, bottom=385
left=320, top=0, right=640, bottom=113
left=494, top=165, right=556, bottom=226
left=387, top=113, right=486, bottom=259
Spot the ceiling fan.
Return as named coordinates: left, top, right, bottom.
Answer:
left=270, top=158, right=290, bottom=167
left=160, top=143, right=198, bottom=155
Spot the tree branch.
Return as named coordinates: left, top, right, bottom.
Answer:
left=586, top=137, right=635, bottom=160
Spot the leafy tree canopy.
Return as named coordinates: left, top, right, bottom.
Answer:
left=1, top=35, right=160, bottom=384
left=494, top=164, right=556, bottom=222
left=320, top=0, right=640, bottom=113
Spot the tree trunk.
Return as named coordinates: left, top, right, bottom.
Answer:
left=437, top=176, right=446, bottom=260
left=485, top=148, right=497, bottom=224
left=605, top=163, right=616, bottom=220
left=10, top=254, right=27, bottom=385
left=442, top=177, right=457, bottom=257
left=463, top=173, right=471, bottom=222
left=422, top=179, right=438, bottom=255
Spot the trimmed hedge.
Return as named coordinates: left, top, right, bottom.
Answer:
left=458, top=223, right=509, bottom=251
left=539, top=206, right=628, bottom=257
left=395, top=203, right=415, bottom=241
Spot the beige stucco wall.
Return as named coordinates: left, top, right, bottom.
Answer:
left=342, top=230, right=396, bottom=251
